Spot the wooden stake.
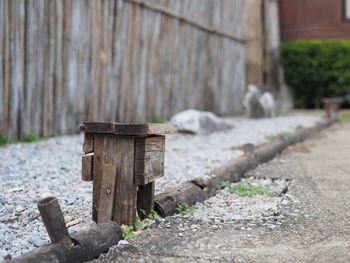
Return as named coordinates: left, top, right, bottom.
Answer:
left=37, top=196, right=72, bottom=247
left=137, top=181, right=155, bottom=220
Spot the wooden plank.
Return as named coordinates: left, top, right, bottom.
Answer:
left=135, top=136, right=165, bottom=185
left=82, top=154, right=93, bottom=181
left=137, top=181, right=155, bottom=220
left=0, top=0, right=4, bottom=132
left=2, top=0, right=10, bottom=135
left=92, top=134, right=104, bottom=222
left=80, top=122, right=177, bottom=135
left=83, top=133, right=94, bottom=153
left=80, top=122, right=114, bottom=134
left=97, top=163, right=117, bottom=223
left=54, top=0, right=64, bottom=135
left=111, top=136, right=136, bottom=225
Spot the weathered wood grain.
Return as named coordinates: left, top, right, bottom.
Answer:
left=82, top=154, right=93, bottom=181
left=92, top=134, right=104, bottom=222
left=111, top=136, right=137, bottom=225
left=2, top=0, right=248, bottom=139
left=137, top=181, right=155, bottom=220
left=37, top=196, right=72, bottom=247
left=83, top=133, right=94, bottom=153
left=81, top=122, right=177, bottom=135
left=97, top=163, right=117, bottom=223
left=135, top=136, right=165, bottom=185
left=12, top=222, right=122, bottom=263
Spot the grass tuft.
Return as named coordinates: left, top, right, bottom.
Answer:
left=176, top=202, right=196, bottom=216
left=336, top=112, right=350, bottom=122
left=218, top=180, right=276, bottom=197
left=121, top=225, right=135, bottom=239
left=0, top=132, right=42, bottom=147
left=151, top=116, right=165, bottom=124
left=23, top=133, right=42, bottom=143
left=265, top=131, right=292, bottom=141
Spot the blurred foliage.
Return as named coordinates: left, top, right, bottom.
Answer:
left=0, top=132, right=42, bottom=147
left=280, top=40, right=350, bottom=108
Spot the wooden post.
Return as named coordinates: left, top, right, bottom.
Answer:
left=37, top=196, right=73, bottom=247
left=323, top=98, right=343, bottom=119
left=80, top=122, right=176, bottom=225
left=137, top=182, right=155, bottom=220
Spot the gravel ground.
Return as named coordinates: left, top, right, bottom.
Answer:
left=0, top=114, right=322, bottom=258
left=191, top=177, right=290, bottom=224
left=93, top=176, right=297, bottom=263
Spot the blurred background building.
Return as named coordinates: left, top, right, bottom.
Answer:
left=280, top=0, right=350, bottom=41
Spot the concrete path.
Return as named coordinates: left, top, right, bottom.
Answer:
left=93, top=121, right=350, bottom=263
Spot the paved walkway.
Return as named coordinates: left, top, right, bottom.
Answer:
left=93, top=121, right=350, bottom=263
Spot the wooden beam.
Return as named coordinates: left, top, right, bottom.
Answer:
left=80, top=122, right=177, bottom=135
left=135, top=136, right=165, bottom=185
left=111, top=136, right=137, bottom=225
left=82, top=154, right=93, bottom=181
left=137, top=181, right=155, bottom=220
left=97, top=163, right=117, bottom=223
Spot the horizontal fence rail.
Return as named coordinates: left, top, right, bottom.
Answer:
left=0, top=0, right=245, bottom=138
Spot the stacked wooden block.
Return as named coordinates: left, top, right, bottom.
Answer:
left=80, top=122, right=176, bottom=225
left=323, top=98, right=343, bottom=119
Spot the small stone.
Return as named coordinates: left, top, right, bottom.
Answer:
left=178, top=233, right=184, bottom=237
left=15, top=206, right=25, bottom=213
left=117, top=240, right=129, bottom=246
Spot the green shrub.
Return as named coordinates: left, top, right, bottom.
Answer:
left=0, top=134, right=7, bottom=146
left=23, top=133, right=42, bottom=143
left=280, top=40, right=350, bottom=108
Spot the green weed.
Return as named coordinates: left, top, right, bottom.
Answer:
left=265, top=131, right=292, bottom=141
left=176, top=202, right=196, bottom=216
left=336, top=112, right=350, bottom=122
left=134, top=216, right=143, bottom=231
left=151, top=116, right=165, bottom=124
left=226, top=181, right=276, bottom=197
left=0, top=132, right=42, bottom=147
left=121, top=225, right=135, bottom=238
left=140, top=209, right=157, bottom=220
left=23, top=133, right=42, bottom=143
left=0, top=133, right=18, bottom=147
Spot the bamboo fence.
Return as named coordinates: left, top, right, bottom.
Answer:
left=1, top=0, right=248, bottom=138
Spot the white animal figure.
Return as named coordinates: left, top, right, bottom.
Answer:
left=243, top=84, right=277, bottom=118
left=170, top=109, right=233, bottom=134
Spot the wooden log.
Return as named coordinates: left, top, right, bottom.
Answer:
left=37, top=196, right=73, bottom=247
left=135, top=136, right=165, bottom=185
left=243, top=143, right=255, bottom=157
left=137, top=181, right=155, bottom=220
left=11, top=222, right=122, bottom=263
left=154, top=119, right=335, bottom=218
left=81, top=155, right=93, bottom=182
left=154, top=182, right=206, bottom=217
left=255, top=139, right=286, bottom=164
